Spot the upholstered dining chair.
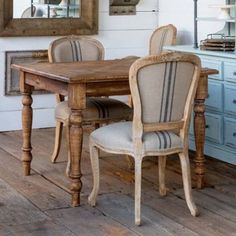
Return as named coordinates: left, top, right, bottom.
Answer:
left=48, top=36, right=132, bottom=175
left=88, top=52, right=201, bottom=225
left=125, top=24, right=177, bottom=169
left=149, top=24, right=177, bottom=55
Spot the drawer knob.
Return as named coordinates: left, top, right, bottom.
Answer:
left=233, top=100, right=236, bottom=104
left=205, top=125, right=210, bottom=129
left=233, top=72, right=236, bottom=76
left=233, top=133, right=236, bottom=137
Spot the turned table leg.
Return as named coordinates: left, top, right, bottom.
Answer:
left=21, top=80, right=33, bottom=176
left=193, top=74, right=208, bottom=189
left=69, top=109, right=83, bottom=206
left=68, top=84, right=86, bottom=206
left=194, top=99, right=206, bottom=189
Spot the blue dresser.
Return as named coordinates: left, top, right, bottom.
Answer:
left=166, top=45, right=236, bottom=165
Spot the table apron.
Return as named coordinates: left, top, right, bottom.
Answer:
left=24, top=74, right=130, bottom=97
left=24, top=74, right=68, bottom=96
left=86, top=81, right=130, bottom=96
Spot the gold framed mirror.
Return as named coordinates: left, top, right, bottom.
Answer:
left=0, top=0, right=98, bottom=36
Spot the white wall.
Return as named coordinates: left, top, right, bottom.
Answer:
left=0, top=0, right=158, bottom=131
left=158, top=0, right=226, bottom=44
left=1, top=0, right=230, bottom=131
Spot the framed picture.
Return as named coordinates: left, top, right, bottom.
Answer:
left=5, top=50, right=48, bottom=96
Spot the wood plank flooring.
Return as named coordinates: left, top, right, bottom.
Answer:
left=0, top=128, right=236, bottom=236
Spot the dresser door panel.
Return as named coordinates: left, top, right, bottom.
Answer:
left=205, top=113, right=223, bottom=144
left=205, top=82, right=223, bottom=111
left=224, top=62, right=236, bottom=83
left=224, top=117, right=236, bottom=149
left=224, top=85, right=236, bottom=114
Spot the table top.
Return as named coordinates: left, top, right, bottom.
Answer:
left=12, top=58, right=136, bottom=84
left=12, top=56, right=218, bottom=85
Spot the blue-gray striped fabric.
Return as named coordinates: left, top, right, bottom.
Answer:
left=137, top=61, right=194, bottom=123
left=91, top=122, right=182, bottom=153
left=156, top=28, right=169, bottom=55
left=69, top=40, right=82, bottom=61
left=55, top=98, right=132, bottom=122
left=52, top=39, right=100, bottom=62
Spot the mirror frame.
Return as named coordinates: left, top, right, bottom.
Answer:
left=0, top=0, right=98, bottom=36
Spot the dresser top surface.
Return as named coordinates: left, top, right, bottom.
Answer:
left=165, top=45, right=236, bottom=59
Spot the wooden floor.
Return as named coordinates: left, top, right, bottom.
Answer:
left=0, top=128, right=236, bottom=236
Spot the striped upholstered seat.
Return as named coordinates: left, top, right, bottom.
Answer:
left=48, top=36, right=132, bottom=174
left=88, top=52, right=201, bottom=225
left=91, top=122, right=182, bottom=154
left=55, top=98, right=132, bottom=123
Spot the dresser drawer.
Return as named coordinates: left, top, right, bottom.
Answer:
left=205, top=82, right=223, bottom=111
left=200, top=58, right=223, bottom=80
left=224, top=117, right=236, bottom=149
left=224, top=62, right=236, bottom=82
left=224, top=85, right=236, bottom=114
left=205, top=113, right=223, bottom=144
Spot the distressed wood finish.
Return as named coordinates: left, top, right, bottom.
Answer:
left=20, top=71, right=33, bottom=176
left=0, top=0, right=98, bottom=36
left=149, top=24, right=177, bottom=55
left=1, top=128, right=236, bottom=235
left=194, top=68, right=217, bottom=189
left=68, top=83, right=86, bottom=206
left=12, top=58, right=217, bottom=206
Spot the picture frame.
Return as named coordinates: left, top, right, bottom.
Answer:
left=0, top=0, right=98, bottom=36
left=5, top=50, right=49, bottom=96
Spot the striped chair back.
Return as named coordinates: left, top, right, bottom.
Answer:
left=48, top=36, right=104, bottom=63
left=129, top=52, right=201, bottom=131
left=149, top=24, right=177, bottom=56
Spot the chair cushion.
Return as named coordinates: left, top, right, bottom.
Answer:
left=91, top=122, right=183, bottom=154
left=55, top=97, right=132, bottom=122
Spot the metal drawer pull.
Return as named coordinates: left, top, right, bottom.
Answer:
left=233, top=133, right=236, bottom=137
left=205, top=125, right=210, bottom=129
left=233, top=72, right=236, bottom=76
left=233, top=99, right=236, bottom=104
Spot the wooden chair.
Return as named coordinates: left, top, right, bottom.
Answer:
left=48, top=36, right=132, bottom=175
left=149, top=24, right=177, bottom=55
left=88, top=52, right=201, bottom=225
left=126, top=24, right=177, bottom=169
left=124, top=24, right=176, bottom=63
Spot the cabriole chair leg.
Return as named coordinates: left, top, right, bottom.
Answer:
left=88, top=143, right=100, bottom=206
left=158, top=155, right=167, bottom=196
left=51, top=121, right=63, bottom=163
left=179, top=152, right=199, bottom=217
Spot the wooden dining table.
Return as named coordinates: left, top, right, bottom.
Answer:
left=12, top=58, right=218, bottom=207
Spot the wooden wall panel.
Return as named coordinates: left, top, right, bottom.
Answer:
left=0, top=0, right=158, bottom=131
